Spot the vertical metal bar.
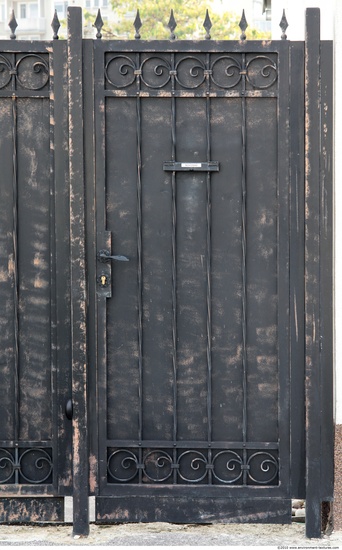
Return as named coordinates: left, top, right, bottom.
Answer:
left=289, top=41, right=305, bottom=499
left=53, top=38, right=73, bottom=495
left=135, top=52, right=143, bottom=483
left=67, top=6, right=89, bottom=536
left=83, top=38, right=98, bottom=499
left=49, top=46, right=58, bottom=490
left=11, top=86, right=19, bottom=444
left=170, top=53, right=178, bottom=484
left=304, top=7, right=322, bottom=539
left=240, top=54, right=248, bottom=484
left=205, top=53, right=212, bottom=483
left=94, top=38, right=110, bottom=497
left=277, top=40, right=291, bottom=496
left=14, top=447, right=19, bottom=485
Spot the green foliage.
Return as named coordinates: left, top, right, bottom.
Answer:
left=93, top=0, right=271, bottom=40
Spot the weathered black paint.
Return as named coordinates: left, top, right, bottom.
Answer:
left=96, top=495, right=292, bottom=524
left=90, top=33, right=292, bottom=521
left=304, top=9, right=323, bottom=539
left=304, top=10, right=334, bottom=539
left=289, top=40, right=306, bottom=501
left=0, top=498, right=64, bottom=523
left=52, top=37, right=73, bottom=499
left=67, top=7, right=89, bottom=537
left=0, top=7, right=333, bottom=538
left=0, top=36, right=69, bottom=512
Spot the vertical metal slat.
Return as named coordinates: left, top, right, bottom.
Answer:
left=11, top=65, right=19, bottom=444
left=205, top=53, right=212, bottom=483
left=304, top=7, right=323, bottom=539
left=170, top=53, right=178, bottom=484
left=135, top=52, right=143, bottom=483
left=49, top=46, right=58, bottom=490
left=240, top=53, right=248, bottom=484
left=67, top=6, right=89, bottom=535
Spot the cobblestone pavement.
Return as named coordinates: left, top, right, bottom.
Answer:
left=0, top=523, right=341, bottom=547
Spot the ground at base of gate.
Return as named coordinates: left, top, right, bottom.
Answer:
left=0, top=524, right=341, bottom=547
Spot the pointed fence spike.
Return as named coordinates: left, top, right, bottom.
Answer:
left=8, top=10, right=18, bottom=40
left=93, top=9, right=104, bottom=39
left=51, top=10, right=61, bottom=40
left=239, top=9, right=248, bottom=41
left=168, top=9, right=177, bottom=40
left=203, top=9, right=212, bottom=39
left=134, top=9, right=142, bottom=39
left=279, top=9, right=289, bottom=40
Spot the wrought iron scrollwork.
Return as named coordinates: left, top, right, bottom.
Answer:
left=107, top=449, right=139, bottom=482
left=0, top=54, right=49, bottom=90
left=247, top=451, right=279, bottom=484
left=177, top=450, right=208, bottom=482
left=212, top=450, right=244, bottom=483
left=140, top=57, right=171, bottom=89
left=0, top=448, right=53, bottom=484
left=211, top=55, right=277, bottom=90
left=107, top=448, right=279, bottom=485
left=210, top=56, right=242, bottom=89
left=105, top=55, right=137, bottom=89
left=143, top=450, right=173, bottom=482
left=105, top=54, right=278, bottom=92
left=175, top=57, right=206, bottom=89
left=245, top=56, right=277, bottom=89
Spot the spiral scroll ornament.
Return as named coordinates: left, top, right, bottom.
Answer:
left=0, top=54, right=49, bottom=91
left=107, top=448, right=279, bottom=485
left=104, top=54, right=277, bottom=92
left=0, top=448, right=53, bottom=484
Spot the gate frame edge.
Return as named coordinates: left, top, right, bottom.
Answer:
left=67, top=6, right=90, bottom=537
left=304, top=7, right=334, bottom=538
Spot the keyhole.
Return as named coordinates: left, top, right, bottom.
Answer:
left=101, top=275, right=107, bottom=286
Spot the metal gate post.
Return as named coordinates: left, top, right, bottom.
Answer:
left=305, top=7, right=322, bottom=539
left=67, top=6, right=89, bottom=536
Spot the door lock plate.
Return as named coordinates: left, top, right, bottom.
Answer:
left=98, top=273, right=109, bottom=287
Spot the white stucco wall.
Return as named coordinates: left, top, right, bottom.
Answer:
left=334, top=0, right=342, bottom=424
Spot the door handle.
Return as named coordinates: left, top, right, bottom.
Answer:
left=97, top=250, right=129, bottom=263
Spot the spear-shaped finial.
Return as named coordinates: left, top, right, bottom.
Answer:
left=134, top=9, right=142, bottom=39
left=93, top=9, right=104, bottom=39
left=51, top=10, right=61, bottom=40
left=239, top=9, right=248, bottom=41
left=8, top=10, right=18, bottom=40
left=168, top=9, right=177, bottom=40
left=203, top=9, right=212, bottom=39
left=279, top=9, right=288, bottom=40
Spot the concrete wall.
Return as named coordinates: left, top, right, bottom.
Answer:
left=334, top=0, right=342, bottom=529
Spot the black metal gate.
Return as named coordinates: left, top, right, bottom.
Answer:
left=93, top=19, right=291, bottom=524
left=0, top=6, right=333, bottom=538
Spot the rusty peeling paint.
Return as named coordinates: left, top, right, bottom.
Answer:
left=0, top=498, right=64, bottom=524
left=89, top=454, right=98, bottom=493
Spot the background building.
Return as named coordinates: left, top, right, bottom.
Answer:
left=0, top=0, right=54, bottom=39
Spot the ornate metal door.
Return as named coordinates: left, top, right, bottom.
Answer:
left=91, top=34, right=294, bottom=524
left=0, top=39, right=72, bottom=520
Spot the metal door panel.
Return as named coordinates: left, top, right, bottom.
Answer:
left=93, top=41, right=291, bottom=521
left=0, top=40, right=71, bottom=519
